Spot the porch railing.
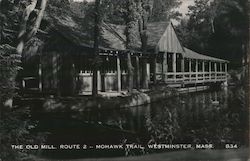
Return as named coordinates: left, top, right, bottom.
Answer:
left=155, top=71, right=227, bottom=84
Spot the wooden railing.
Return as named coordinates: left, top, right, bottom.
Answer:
left=156, top=71, right=227, bottom=84
left=21, top=71, right=227, bottom=92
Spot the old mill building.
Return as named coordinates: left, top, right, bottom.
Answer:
left=21, top=7, right=229, bottom=96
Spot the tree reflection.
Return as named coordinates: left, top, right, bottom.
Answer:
left=144, top=87, right=248, bottom=147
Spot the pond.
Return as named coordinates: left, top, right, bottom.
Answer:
left=31, top=86, right=248, bottom=159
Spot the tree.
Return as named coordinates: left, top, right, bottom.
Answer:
left=124, top=0, right=138, bottom=93
left=176, top=0, right=248, bottom=69
left=16, top=0, right=48, bottom=57
left=136, top=0, right=181, bottom=87
left=150, top=0, right=182, bottom=22
left=136, top=0, right=152, bottom=88
left=0, top=0, right=48, bottom=160
left=92, top=0, right=101, bottom=96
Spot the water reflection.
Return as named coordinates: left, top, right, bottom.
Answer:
left=34, top=87, right=248, bottom=158
left=75, top=87, right=248, bottom=147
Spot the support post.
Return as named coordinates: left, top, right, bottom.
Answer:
left=127, top=52, right=134, bottom=92
left=181, top=57, right=185, bottom=72
left=38, top=63, right=42, bottom=92
left=162, top=52, right=168, bottom=82
left=214, top=62, right=217, bottom=80
left=195, top=60, right=198, bottom=81
left=153, top=56, right=157, bottom=84
left=142, top=58, right=149, bottom=89
left=225, top=63, right=228, bottom=82
left=117, top=55, right=121, bottom=93
left=181, top=57, right=185, bottom=81
left=22, top=80, right=26, bottom=89
left=72, top=63, right=76, bottom=94
left=135, top=55, right=140, bottom=89
left=202, top=61, right=205, bottom=81
left=172, top=53, right=176, bottom=82
left=189, top=59, right=192, bottom=81
left=209, top=61, right=212, bottom=81
left=219, top=62, right=223, bottom=81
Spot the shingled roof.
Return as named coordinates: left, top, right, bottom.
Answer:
left=44, top=5, right=228, bottom=63
left=44, top=5, right=129, bottom=50
left=183, top=48, right=229, bottom=63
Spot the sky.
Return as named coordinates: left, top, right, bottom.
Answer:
left=178, top=0, right=195, bottom=16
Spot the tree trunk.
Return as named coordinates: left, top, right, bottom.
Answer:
left=135, top=55, right=140, bottom=89
left=26, top=0, right=48, bottom=39
left=125, top=0, right=137, bottom=93
left=16, top=0, right=48, bottom=56
left=127, top=52, right=134, bottom=92
left=92, top=0, right=101, bottom=96
left=16, top=0, right=38, bottom=56
left=138, top=10, right=149, bottom=89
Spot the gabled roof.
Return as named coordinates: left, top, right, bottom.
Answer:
left=44, top=5, right=229, bottom=63
left=155, top=22, right=184, bottom=53
left=147, top=21, right=169, bottom=49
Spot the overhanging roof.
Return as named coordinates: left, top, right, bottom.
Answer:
left=183, top=47, right=229, bottom=63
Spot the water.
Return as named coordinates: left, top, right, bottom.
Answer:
left=32, top=86, right=248, bottom=158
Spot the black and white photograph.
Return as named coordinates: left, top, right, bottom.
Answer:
left=0, top=0, right=249, bottom=160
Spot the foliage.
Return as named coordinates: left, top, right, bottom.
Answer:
left=146, top=105, right=180, bottom=144
left=48, top=0, right=70, bottom=9
left=0, top=0, right=47, bottom=160
left=0, top=45, right=43, bottom=161
left=0, top=0, right=21, bottom=47
left=176, top=0, right=248, bottom=69
left=150, top=0, right=182, bottom=22
left=0, top=106, right=46, bottom=161
left=0, top=45, right=20, bottom=102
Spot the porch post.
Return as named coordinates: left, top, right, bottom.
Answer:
left=181, top=57, right=185, bottom=72
left=142, top=58, right=148, bottom=89
left=202, top=61, right=205, bottom=81
left=135, top=55, right=140, bottom=89
left=181, top=56, right=185, bottom=83
left=38, top=63, right=42, bottom=92
left=225, top=63, right=228, bottom=82
left=195, top=59, right=198, bottom=81
left=116, top=54, right=121, bottom=93
left=127, top=52, right=134, bottom=92
left=162, top=52, right=168, bottom=82
left=189, top=59, right=192, bottom=81
left=172, top=53, right=176, bottom=82
left=214, top=62, right=217, bottom=80
left=219, top=62, right=223, bottom=81
left=209, top=61, right=212, bottom=81
left=153, top=55, right=157, bottom=84
left=172, top=53, right=176, bottom=73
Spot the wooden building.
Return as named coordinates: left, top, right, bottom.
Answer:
left=21, top=7, right=229, bottom=96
